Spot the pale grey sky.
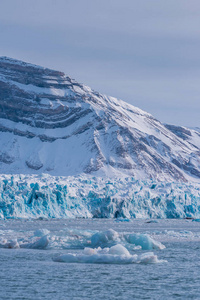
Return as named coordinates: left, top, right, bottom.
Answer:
left=0, top=0, right=200, bottom=127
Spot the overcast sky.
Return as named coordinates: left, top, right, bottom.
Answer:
left=0, top=0, right=200, bottom=127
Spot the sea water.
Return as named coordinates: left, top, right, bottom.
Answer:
left=0, top=219, right=200, bottom=299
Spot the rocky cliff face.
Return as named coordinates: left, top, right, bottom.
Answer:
left=0, top=56, right=200, bottom=181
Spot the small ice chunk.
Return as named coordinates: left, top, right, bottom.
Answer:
left=146, top=220, right=159, bottom=223
left=91, top=229, right=120, bottom=247
left=125, top=233, right=165, bottom=250
left=138, top=252, right=161, bottom=264
left=0, top=239, right=19, bottom=249
left=20, top=235, right=49, bottom=249
left=108, top=244, right=130, bottom=256
left=83, top=247, right=97, bottom=255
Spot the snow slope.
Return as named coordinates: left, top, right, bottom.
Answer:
left=0, top=56, right=200, bottom=182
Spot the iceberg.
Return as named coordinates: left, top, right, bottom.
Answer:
left=0, top=239, right=20, bottom=249
left=20, top=235, right=49, bottom=249
left=53, top=244, right=164, bottom=264
left=0, top=226, right=165, bottom=252
left=91, top=229, right=120, bottom=248
left=90, top=229, right=165, bottom=250
left=124, top=233, right=165, bottom=250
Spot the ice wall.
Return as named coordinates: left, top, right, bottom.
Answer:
left=0, top=174, right=200, bottom=219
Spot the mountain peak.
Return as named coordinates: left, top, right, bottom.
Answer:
left=0, top=56, right=44, bottom=69
left=0, top=56, right=65, bottom=77
left=0, top=57, right=199, bottom=182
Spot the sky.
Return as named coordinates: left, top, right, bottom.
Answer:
left=0, top=0, right=200, bottom=127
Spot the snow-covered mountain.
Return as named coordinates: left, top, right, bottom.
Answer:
left=0, top=56, right=200, bottom=182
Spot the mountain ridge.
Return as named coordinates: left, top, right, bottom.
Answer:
left=0, top=56, right=200, bottom=182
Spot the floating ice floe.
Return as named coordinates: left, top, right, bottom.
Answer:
left=91, top=229, right=120, bottom=248
left=0, top=239, right=20, bottom=249
left=53, top=244, right=165, bottom=264
left=20, top=235, right=49, bottom=249
left=0, top=225, right=167, bottom=264
left=146, top=220, right=159, bottom=223
left=124, top=233, right=165, bottom=250
left=0, top=234, right=49, bottom=249
left=90, top=229, right=165, bottom=250
left=0, top=228, right=165, bottom=252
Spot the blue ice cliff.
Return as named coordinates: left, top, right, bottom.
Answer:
left=0, top=174, right=200, bottom=219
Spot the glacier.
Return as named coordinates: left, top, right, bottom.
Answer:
left=0, top=174, right=200, bottom=219
left=0, top=57, right=200, bottom=220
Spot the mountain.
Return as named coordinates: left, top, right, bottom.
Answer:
left=0, top=56, right=199, bottom=182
